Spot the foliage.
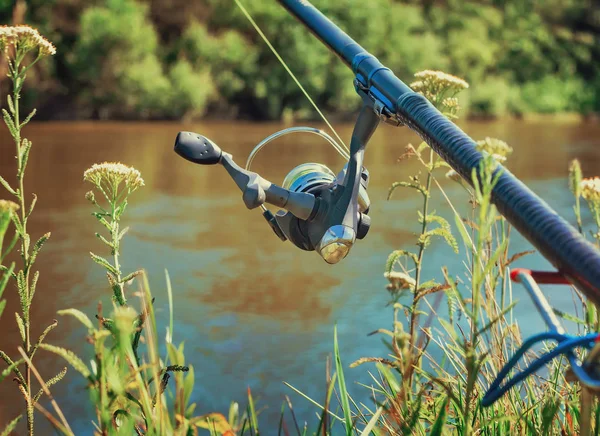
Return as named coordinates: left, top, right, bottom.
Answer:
left=2, top=0, right=599, bottom=119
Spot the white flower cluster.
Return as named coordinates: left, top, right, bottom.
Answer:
left=475, top=137, right=513, bottom=163
left=84, top=162, right=145, bottom=194
left=0, top=25, right=56, bottom=56
left=411, top=70, right=469, bottom=93
left=581, top=177, right=600, bottom=203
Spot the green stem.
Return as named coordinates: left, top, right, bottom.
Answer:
left=111, top=203, right=125, bottom=306
left=12, top=55, right=33, bottom=436
left=407, top=149, right=434, bottom=376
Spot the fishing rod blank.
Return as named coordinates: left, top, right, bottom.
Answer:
left=277, top=0, right=600, bottom=305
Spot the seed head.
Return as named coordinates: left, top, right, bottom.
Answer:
left=568, top=159, right=582, bottom=198
left=384, top=271, right=416, bottom=291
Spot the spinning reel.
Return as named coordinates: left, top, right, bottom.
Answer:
left=174, top=104, right=380, bottom=264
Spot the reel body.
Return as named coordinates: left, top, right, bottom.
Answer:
left=275, top=162, right=371, bottom=258
left=174, top=104, right=379, bottom=264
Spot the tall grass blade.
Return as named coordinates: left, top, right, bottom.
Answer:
left=334, top=325, right=353, bottom=435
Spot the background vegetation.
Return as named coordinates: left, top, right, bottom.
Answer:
left=0, top=0, right=599, bottom=121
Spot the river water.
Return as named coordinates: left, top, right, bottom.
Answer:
left=0, top=119, right=599, bottom=433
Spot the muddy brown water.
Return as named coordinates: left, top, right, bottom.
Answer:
left=0, top=119, right=599, bottom=432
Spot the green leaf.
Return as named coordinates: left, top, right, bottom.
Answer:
left=0, top=414, right=22, bottom=436
left=89, top=252, right=118, bottom=276
left=247, top=387, right=258, bottom=433
left=17, top=138, right=32, bottom=178
left=95, top=233, right=114, bottom=250
left=430, top=396, right=449, bottom=436
left=117, top=226, right=129, bottom=241
left=20, top=108, right=36, bottom=128
left=29, top=271, right=39, bottom=302
left=376, top=362, right=401, bottom=397
left=57, top=308, right=94, bottom=331
left=2, top=108, right=17, bottom=138
left=92, top=213, right=112, bottom=231
left=184, top=365, right=195, bottom=407
left=553, top=308, right=586, bottom=325
left=0, top=352, right=25, bottom=385
left=16, top=270, right=28, bottom=319
left=15, top=312, right=25, bottom=343
left=26, top=194, right=37, bottom=218
left=359, top=407, right=383, bottom=436
left=30, top=320, right=58, bottom=360
left=0, top=300, right=5, bottom=319
left=454, top=214, right=473, bottom=250
left=0, top=263, right=14, bottom=298
left=39, top=343, right=92, bottom=380
left=0, top=175, right=16, bottom=196
left=121, top=270, right=142, bottom=284
left=29, top=232, right=50, bottom=265
left=11, top=214, right=24, bottom=237
left=6, top=94, right=14, bottom=115
left=334, top=325, right=353, bottom=435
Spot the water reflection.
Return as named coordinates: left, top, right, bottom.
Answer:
left=0, top=119, right=599, bottom=431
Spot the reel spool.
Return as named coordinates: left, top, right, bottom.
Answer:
left=174, top=106, right=379, bottom=264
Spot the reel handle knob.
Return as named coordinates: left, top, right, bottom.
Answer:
left=174, top=132, right=222, bottom=165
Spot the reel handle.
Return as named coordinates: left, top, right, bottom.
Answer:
left=174, top=131, right=316, bottom=219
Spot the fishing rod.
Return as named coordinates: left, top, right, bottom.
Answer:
left=174, top=0, right=600, bottom=306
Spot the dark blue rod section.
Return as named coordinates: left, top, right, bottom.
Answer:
left=278, top=0, right=600, bottom=305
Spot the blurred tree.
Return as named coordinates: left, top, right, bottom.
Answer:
left=0, top=0, right=598, bottom=119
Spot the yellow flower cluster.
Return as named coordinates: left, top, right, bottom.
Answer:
left=475, top=137, right=513, bottom=163
left=0, top=200, right=19, bottom=214
left=84, top=162, right=145, bottom=196
left=0, top=25, right=55, bottom=56
left=384, top=271, right=416, bottom=291
left=581, top=177, right=600, bottom=203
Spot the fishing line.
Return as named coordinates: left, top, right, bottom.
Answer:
left=233, top=0, right=349, bottom=153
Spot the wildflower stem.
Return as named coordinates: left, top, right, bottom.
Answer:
left=111, top=204, right=125, bottom=305
left=408, top=148, right=435, bottom=377
left=11, top=53, right=35, bottom=436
